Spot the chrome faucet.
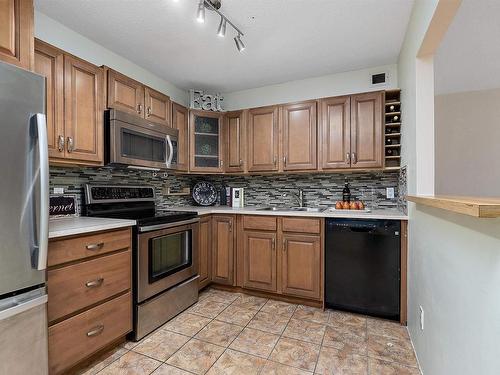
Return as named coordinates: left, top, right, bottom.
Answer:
left=282, top=189, right=304, bottom=207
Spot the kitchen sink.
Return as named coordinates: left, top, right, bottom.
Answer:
left=289, top=207, right=326, bottom=212
left=256, top=206, right=326, bottom=212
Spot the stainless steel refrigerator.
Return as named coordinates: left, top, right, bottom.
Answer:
left=0, top=62, right=49, bottom=374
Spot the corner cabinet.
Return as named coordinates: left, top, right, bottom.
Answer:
left=211, top=215, right=235, bottom=285
left=190, top=110, right=224, bottom=173
left=172, top=102, right=189, bottom=171
left=0, top=0, right=33, bottom=70
left=247, top=106, right=279, bottom=172
left=34, top=39, right=104, bottom=166
left=106, top=68, right=171, bottom=127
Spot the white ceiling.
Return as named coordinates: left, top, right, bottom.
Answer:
left=35, top=0, right=414, bottom=93
left=435, top=0, right=500, bottom=95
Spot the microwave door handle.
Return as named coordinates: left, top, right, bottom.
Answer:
left=166, top=135, right=174, bottom=168
left=32, top=114, right=49, bottom=271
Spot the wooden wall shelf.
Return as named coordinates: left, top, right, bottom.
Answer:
left=407, top=195, right=500, bottom=218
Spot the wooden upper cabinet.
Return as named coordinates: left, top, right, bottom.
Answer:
left=63, top=55, right=104, bottom=164
left=225, top=110, right=246, bottom=173
left=106, top=68, right=144, bottom=116
left=0, top=0, right=33, bottom=70
left=242, top=230, right=277, bottom=293
left=145, top=86, right=170, bottom=127
left=190, top=110, right=224, bottom=173
left=211, top=215, right=235, bottom=285
left=281, top=101, right=317, bottom=171
left=34, top=39, right=64, bottom=160
left=247, top=106, right=279, bottom=172
left=172, top=102, right=189, bottom=171
left=319, top=96, right=351, bottom=169
left=198, top=216, right=212, bottom=290
left=282, top=234, right=321, bottom=300
left=350, top=91, right=383, bottom=169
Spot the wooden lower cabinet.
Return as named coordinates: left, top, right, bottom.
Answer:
left=211, top=215, right=235, bottom=285
left=281, top=234, right=321, bottom=300
left=241, top=230, right=277, bottom=293
left=198, top=216, right=212, bottom=289
left=47, top=228, right=132, bottom=374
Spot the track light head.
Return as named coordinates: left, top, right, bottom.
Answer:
left=196, top=0, right=205, bottom=23
left=234, top=34, right=245, bottom=52
left=217, top=17, right=227, bottom=37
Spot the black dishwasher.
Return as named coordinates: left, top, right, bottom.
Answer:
left=325, top=219, right=401, bottom=321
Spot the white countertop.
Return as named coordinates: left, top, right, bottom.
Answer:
left=167, top=206, right=408, bottom=220
left=49, top=217, right=136, bottom=239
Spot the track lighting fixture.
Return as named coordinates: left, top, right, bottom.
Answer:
left=196, top=0, right=246, bottom=52
left=196, top=0, right=205, bottom=23
left=217, top=17, right=226, bottom=37
left=234, top=34, right=245, bottom=52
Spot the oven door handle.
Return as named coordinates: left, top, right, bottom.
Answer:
left=138, top=218, right=200, bottom=233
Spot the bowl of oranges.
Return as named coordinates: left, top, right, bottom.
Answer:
left=333, top=200, right=369, bottom=211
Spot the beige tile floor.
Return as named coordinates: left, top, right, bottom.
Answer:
left=78, top=288, right=421, bottom=375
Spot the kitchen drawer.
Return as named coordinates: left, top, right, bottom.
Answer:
left=243, top=215, right=277, bottom=231
left=48, top=292, right=132, bottom=375
left=282, top=217, right=321, bottom=234
left=48, top=250, right=131, bottom=322
left=48, top=228, right=131, bottom=267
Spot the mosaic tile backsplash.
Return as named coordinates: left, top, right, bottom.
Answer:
left=50, top=166, right=405, bottom=214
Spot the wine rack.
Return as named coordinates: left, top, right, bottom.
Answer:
left=384, top=89, right=401, bottom=170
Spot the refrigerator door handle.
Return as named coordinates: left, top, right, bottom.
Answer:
left=33, top=113, right=49, bottom=271
left=0, top=293, right=47, bottom=321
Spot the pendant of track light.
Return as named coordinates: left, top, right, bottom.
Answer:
left=196, top=0, right=246, bottom=52
left=234, top=33, right=245, bottom=52
left=217, top=17, right=227, bottom=37
left=196, top=0, right=205, bottom=23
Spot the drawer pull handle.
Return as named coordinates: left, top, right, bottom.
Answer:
left=85, top=278, right=104, bottom=288
left=87, top=325, right=104, bottom=337
left=86, top=242, right=104, bottom=250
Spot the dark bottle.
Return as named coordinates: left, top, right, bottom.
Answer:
left=386, top=149, right=393, bottom=156
left=342, top=180, right=351, bottom=203
left=386, top=138, right=392, bottom=145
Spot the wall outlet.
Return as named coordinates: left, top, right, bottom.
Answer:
left=419, top=306, right=424, bottom=330
left=53, top=187, right=64, bottom=194
left=386, top=187, right=395, bottom=199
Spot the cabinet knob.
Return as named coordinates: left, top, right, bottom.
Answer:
left=239, top=159, right=243, bottom=166
left=58, top=135, right=65, bottom=152
left=67, top=137, right=74, bottom=153
left=86, top=242, right=104, bottom=250
left=346, top=152, right=350, bottom=165
left=85, top=278, right=104, bottom=288
left=147, top=106, right=152, bottom=117
left=86, top=325, right=104, bottom=337
left=283, top=156, right=287, bottom=165
left=352, top=152, right=357, bottom=164
left=137, top=104, right=142, bottom=114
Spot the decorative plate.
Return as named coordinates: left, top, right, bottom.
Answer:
left=192, top=181, right=217, bottom=206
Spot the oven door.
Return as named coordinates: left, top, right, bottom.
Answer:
left=137, top=221, right=199, bottom=302
left=109, top=120, right=175, bottom=170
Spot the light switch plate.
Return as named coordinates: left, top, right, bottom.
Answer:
left=386, top=187, right=395, bottom=199
left=54, top=187, right=64, bottom=194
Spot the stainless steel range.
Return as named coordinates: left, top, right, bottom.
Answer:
left=83, top=185, right=199, bottom=340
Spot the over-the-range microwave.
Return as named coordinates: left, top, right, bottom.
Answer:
left=105, top=109, right=178, bottom=171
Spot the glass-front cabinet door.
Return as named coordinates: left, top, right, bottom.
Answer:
left=189, top=110, right=224, bottom=172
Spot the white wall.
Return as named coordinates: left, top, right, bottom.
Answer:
left=435, top=88, right=500, bottom=197
left=34, top=11, right=188, bottom=106
left=400, top=1, right=500, bottom=374
left=409, top=205, right=500, bottom=375
left=223, top=64, right=398, bottom=110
